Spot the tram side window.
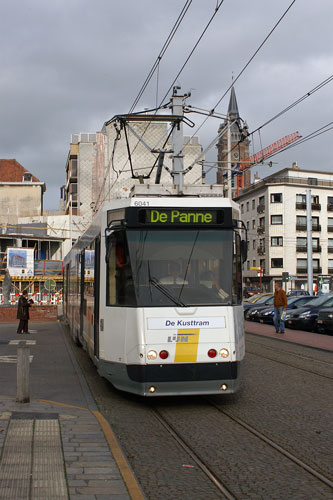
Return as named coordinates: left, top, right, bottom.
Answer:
left=84, top=246, right=95, bottom=314
left=106, top=232, right=136, bottom=307
left=233, top=233, right=242, bottom=305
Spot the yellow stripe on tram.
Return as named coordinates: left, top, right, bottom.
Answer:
left=174, top=328, right=200, bottom=363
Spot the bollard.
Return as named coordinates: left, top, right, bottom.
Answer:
left=16, top=342, right=30, bottom=403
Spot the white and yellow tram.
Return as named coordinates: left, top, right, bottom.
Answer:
left=63, top=194, right=247, bottom=396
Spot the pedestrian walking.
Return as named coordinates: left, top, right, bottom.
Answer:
left=273, top=282, right=287, bottom=334
left=17, top=290, right=33, bottom=334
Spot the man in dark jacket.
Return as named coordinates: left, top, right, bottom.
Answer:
left=273, top=282, right=287, bottom=334
left=17, top=290, right=33, bottom=334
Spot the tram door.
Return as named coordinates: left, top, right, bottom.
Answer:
left=93, top=236, right=100, bottom=358
left=64, top=264, right=69, bottom=318
left=79, top=250, right=85, bottom=343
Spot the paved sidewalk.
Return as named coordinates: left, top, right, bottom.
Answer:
left=0, top=320, right=145, bottom=500
left=245, top=320, right=333, bottom=351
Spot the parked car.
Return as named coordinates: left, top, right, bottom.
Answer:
left=243, top=293, right=262, bottom=303
left=316, top=308, right=333, bottom=335
left=243, top=295, right=274, bottom=319
left=284, top=294, right=333, bottom=331
left=258, top=296, right=316, bottom=324
left=243, top=292, right=272, bottom=304
left=287, top=290, right=310, bottom=297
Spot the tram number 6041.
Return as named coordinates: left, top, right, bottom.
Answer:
left=134, top=201, right=150, bottom=206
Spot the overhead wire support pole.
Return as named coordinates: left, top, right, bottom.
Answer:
left=171, top=87, right=185, bottom=192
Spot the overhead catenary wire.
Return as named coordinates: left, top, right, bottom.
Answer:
left=128, top=0, right=193, bottom=113
left=158, top=0, right=226, bottom=108
left=99, top=0, right=304, bottom=202
left=235, top=119, right=333, bottom=178
left=98, top=1, right=232, bottom=205
left=181, top=0, right=298, bottom=177
left=252, top=74, right=333, bottom=135
left=266, top=121, right=333, bottom=158
left=103, top=0, right=227, bottom=203
left=201, top=76, right=333, bottom=183
left=211, top=0, right=297, bottom=114
left=96, top=1, right=194, bottom=207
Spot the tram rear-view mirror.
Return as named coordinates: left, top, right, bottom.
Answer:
left=241, top=240, right=248, bottom=263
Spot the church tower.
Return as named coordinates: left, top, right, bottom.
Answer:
left=216, top=87, right=250, bottom=196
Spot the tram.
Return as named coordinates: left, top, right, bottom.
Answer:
left=63, top=191, right=247, bottom=396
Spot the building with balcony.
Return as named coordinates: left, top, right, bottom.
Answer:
left=236, top=164, right=333, bottom=292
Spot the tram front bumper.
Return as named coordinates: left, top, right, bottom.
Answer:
left=98, top=359, right=242, bottom=396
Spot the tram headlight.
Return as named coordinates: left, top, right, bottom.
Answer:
left=147, top=350, right=157, bottom=360
left=220, top=384, right=228, bottom=391
left=219, top=348, right=229, bottom=358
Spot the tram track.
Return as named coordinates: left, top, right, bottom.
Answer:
left=207, top=399, right=333, bottom=490
left=246, top=349, right=333, bottom=380
left=152, top=407, right=236, bottom=500
left=151, top=398, right=333, bottom=500
left=69, top=326, right=333, bottom=499
left=245, top=337, right=333, bottom=380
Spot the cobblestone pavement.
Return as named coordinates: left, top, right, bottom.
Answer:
left=70, top=328, right=333, bottom=500
left=216, top=334, right=333, bottom=480
left=0, top=321, right=139, bottom=499
left=69, top=336, right=227, bottom=500
left=0, top=399, right=131, bottom=499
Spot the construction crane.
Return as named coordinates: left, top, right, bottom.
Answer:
left=236, top=131, right=301, bottom=195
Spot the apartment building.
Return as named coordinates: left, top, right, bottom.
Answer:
left=236, top=165, right=333, bottom=292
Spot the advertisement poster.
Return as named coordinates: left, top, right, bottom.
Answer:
left=7, top=248, right=34, bottom=277
left=85, top=249, right=95, bottom=278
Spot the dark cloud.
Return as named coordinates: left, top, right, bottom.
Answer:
left=0, top=0, right=332, bottom=208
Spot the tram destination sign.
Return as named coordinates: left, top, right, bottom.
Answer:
left=132, top=207, right=232, bottom=227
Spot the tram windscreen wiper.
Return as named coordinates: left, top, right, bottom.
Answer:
left=149, top=278, right=186, bottom=307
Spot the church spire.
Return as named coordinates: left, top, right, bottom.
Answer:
left=228, top=86, right=239, bottom=118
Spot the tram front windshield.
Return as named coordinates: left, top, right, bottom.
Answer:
left=106, top=229, right=241, bottom=307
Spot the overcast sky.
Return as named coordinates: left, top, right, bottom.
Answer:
left=1, top=0, right=332, bottom=209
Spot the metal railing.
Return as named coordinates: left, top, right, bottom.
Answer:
left=296, top=267, right=322, bottom=274
left=296, top=246, right=321, bottom=253
left=296, top=224, right=321, bottom=232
